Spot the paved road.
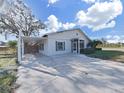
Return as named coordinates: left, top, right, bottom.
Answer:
left=15, top=54, right=124, bottom=93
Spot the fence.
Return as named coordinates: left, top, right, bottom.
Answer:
left=0, top=47, right=17, bottom=93
left=0, top=47, right=17, bottom=58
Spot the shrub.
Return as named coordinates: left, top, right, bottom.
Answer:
left=7, top=41, right=17, bottom=55
left=87, top=40, right=103, bottom=48
left=80, top=48, right=95, bottom=54
left=7, top=41, right=17, bottom=48
left=95, top=48, right=102, bottom=51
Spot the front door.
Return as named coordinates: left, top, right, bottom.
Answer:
left=71, top=39, right=78, bottom=53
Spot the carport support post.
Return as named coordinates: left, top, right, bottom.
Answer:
left=18, top=30, right=22, bottom=64
left=22, top=39, right=24, bottom=57
left=78, top=40, right=80, bottom=54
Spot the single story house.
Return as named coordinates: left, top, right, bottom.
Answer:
left=21, top=29, right=91, bottom=56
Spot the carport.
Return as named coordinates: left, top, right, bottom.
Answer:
left=22, top=36, right=47, bottom=54
left=18, top=35, right=47, bottom=63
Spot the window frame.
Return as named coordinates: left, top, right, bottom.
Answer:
left=80, top=40, right=84, bottom=49
left=39, top=43, right=44, bottom=51
left=56, top=41, right=65, bottom=51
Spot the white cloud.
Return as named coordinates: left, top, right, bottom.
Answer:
left=45, top=15, right=62, bottom=32
left=113, top=35, right=120, bottom=40
left=62, top=23, right=76, bottom=30
left=106, top=35, right=112, bottom=39
left=45, top=15, right=76, bottom=32
left=45, top=0, right=123, bottom=33
left=76, top=0, right=123, bottom=31
left=48, top=0, right=58, bottom=4
left=47, top=0, right=59, bottom=6
left=106, top=35, right=124, bottom=43
left=81, top=0, right=96, bottom=4
left=93, top=20, right=116, bottom=31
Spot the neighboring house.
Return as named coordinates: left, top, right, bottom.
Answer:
left=22, top=29, right=91, bottom=56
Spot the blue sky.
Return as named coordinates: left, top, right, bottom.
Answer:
left=24, top=0, right=124, bottom=43
left=0, top=0, right=124, bottom=43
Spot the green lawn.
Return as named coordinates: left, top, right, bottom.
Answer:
left=0, top=57, right=17, bottom=93
left=87, top=50, right=124, bottom=63
left=0, top=58, right=16, bottom=68
left=0, top=72, right=16, bottom=93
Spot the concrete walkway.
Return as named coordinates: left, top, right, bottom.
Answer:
left=15, top=54, right=124, bottom=93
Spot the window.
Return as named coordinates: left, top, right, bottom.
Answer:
left=41, top=44, right=44, bottom=50
left=80, top=40, right=84, bottom=49
left=56, top=41, right=65, bottom=51
left=39, top=43, right=44, bottom=50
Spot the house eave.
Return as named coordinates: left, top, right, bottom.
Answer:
left=22, top=36, right=47, bottom=43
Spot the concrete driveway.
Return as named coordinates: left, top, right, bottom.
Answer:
left=15, top=54, right=124, bottom=93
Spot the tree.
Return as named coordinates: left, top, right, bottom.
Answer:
left=88, top=40, right=103, bottom=48
left=7, top=40, right=17, bottom=54
left=7, top=40, right=17, bottom=48
left=0, top=0, right=45, bottom=37
left=101, top=38, right=107, bottom=44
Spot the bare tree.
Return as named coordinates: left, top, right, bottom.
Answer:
left=0, top=0, right=45, bottom=37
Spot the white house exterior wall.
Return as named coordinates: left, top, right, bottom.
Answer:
left=46, top=30, right=90, bottom=56
left=39, top=39, right=48, bottom=55
left=47, top=38, right=71, bottom=56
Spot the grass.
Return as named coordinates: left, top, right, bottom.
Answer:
left=87, top=50, right=124, bottom=63
left=0, top=49, right=17, bottom=93
left=0, top=58, right=16, bottom=68
left=0, top=72, right=16, bottom=93
left=0, top=57, right=17, bottom=93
